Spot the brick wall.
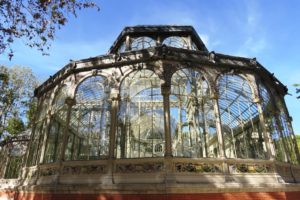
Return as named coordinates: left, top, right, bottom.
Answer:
left=1, top=192, right=300, bottom=200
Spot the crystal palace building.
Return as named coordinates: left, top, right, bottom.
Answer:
left=1, top=25, right=300, bottom=200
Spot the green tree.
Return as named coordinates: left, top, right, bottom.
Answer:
left=0, top=0, right=99, bottom=59
left=6, top=117, right=25, bottom=136
left=25, top=98, right=38, bottom=128
left=0, top=66, right=38, bottom=140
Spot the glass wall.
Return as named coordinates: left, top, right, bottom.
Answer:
left=131, top=37, right=156, bottom=51
left=170, top=69, right=218, bottom=158
left=163, top=36, right=189, bottom=49
left=27, top=95, right=50, bottom=166
left=44, top=86, right=68, bottom=163
left=218, top=74, right=266, bottom=159
left=66, top=76, right=111, bottom=161
left=27, top=70, right=298, bottom=164
left=116, top=70, right=164, bottom=158
left=117, top=41, right=126, bottom=53
left=278, top=108, right=298, bottom=164
left=4, top=153, right=23, bottom=179
left=259, top=83, right=287, bottom=162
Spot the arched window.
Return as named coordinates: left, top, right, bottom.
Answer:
left=44, top=86, right=68, bottom=163
left=162, top=36, right=188, bottom=49
left=170, top=69, right=217, bottom=158
left=259, top=83, right=286, bottom=162
left=131, top=37, right=156, bottom=51
left=27, top=95, right=50, bottom=166
left=65, top=76, right=111, bottom=161
left=218, top=75, right=266, bottom=159
left=116, top=70, right=164, bottom=158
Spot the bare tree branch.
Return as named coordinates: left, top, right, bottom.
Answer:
left=0, top=0, right=99, bottom=59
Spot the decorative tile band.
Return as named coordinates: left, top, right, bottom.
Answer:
left=115, top=162, right=164, bottom=173
left=229, top=163, right=273, bottom=173
left=175, top=162, right=223, bottom=173
left=62, top=165, right=107, bottom=175
left=40, top=167, right=59, bottom=176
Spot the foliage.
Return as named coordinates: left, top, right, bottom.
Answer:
left=0, top=66, right=38, bottom=139
left=0, top=0, right=99, bottom=59
left=25, top=98, right=37, bottom=128
left=6, top=117, right=25, bottom=135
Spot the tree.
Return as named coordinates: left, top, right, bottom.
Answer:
left=0, top=0, right=99, bottom=59
left=6, top=117, right=25, bottom=136
left=0, top=66, right=38, bottom=140
left=25, top=98, right=37, bottom=129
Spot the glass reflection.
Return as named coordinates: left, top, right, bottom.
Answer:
left=171, top=69, right=218, bottom=158
left=218, top=75, right=266, bottom=159
left=116, top=70, right=164, bottom=158
left=65, top=76, right=111, bottom=161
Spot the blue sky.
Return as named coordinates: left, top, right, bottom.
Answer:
left=1, top=0, right=300, bottom=133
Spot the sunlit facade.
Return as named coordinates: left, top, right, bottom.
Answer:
left=1, top=25, right=300, bottom=199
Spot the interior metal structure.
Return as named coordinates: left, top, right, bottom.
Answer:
left=0, top=130, right=30, bottom=180
left=1, top=26, right=300, bottom=194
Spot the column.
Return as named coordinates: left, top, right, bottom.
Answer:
left=254, top=97, right=274, bottom=160
left=108, top=90, right=119, bottom=159
left=38, top=116, right=51, bottom=164
left=106, top=89, right=119, bottom=185
left=187, top=35, right=192, bottom=50
left=125, top=35, right=130, bottom=51
left=59, top=97, right=75, bottom=162
left=161, top=85, right=172, bottom=157
left=212, top=92, right=233, bottom=182
left=211, top=93, right=225, bottom=158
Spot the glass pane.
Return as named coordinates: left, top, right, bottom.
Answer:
left=116, top=70, right=164, bottom=158
left=44, top=120, right=63, bottom=163
left=162, top=36, right=188, bottom=49
left=27, top=121, right=44, bottom=166
left=171, top=69, right=218, bottom=158
left=131, top=37, right=156, bottom=51
left=66, top=76, right=111, bottom=160
left=38, top=94, right=51, bottom=121
left=118, top=41, right=126, bottom=53
left=218, top=75, right=266, bottom=159
left=191, top=42, right=198, bottom=50
left=4, top=156, right=23, bottom=179
left=259, top=83, right=286, bottom=162
left=279, top=111, right=298, bottom=164
left=44, top=86, right=68, bottom=163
